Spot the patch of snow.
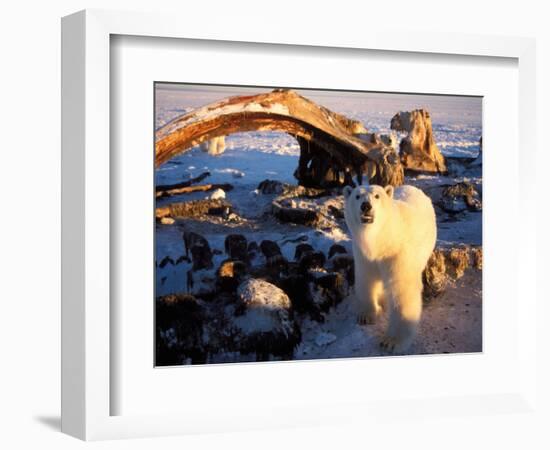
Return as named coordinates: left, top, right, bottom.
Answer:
left=234, top=279, right=293, bottom=336
left=214, top=168, right=245, bottom=178
left=237, top=279, right=291, bottom=310
left=209, top=188, right=226, bottom=200
left=315, top=332, right=337, bottom=347
left=159, top=328, right=177, bottom=348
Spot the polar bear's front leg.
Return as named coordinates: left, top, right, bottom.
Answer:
left=381, top=272, right=423, bottom=352
left=354, top=256, right=384, bottom=325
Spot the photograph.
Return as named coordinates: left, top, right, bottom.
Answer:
left=154, top=83, right=482, bottom=366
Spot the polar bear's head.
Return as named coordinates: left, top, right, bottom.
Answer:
left=343, top=183, right=394, bottom=234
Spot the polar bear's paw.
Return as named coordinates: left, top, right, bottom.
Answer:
left=379, top=336, right=410, bottom=354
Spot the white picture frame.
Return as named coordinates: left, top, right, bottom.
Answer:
left=61, top=9, right=538, bottom=441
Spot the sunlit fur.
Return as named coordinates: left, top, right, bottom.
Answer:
left=344, top=183, right=437, bottom=352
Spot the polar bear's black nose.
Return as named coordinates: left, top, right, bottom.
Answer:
left=360, top=201, right=372, bottom=212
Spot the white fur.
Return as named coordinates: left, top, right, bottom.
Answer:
left=343, top=183, right=437, bottom=352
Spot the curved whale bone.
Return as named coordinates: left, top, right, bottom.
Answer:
left=155, top=89, right=404, bottom=187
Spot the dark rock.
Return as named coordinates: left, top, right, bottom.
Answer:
left=277, top=272, right=316, bottom=318
left=183, top=231, right=213, bottom=270
left=294, top=243, right=314, bottom=261
left=232, top=279, right=301, bottom=360
left=443, top=182, right=479, bottom=198
left=439, top=182, right=482, bottom=213
left=445, top=247, right=471, bottom=279
left=217, top=259, right=248, bottom=292
left=260, top=240, right=287, bottom=268
left=260, top=239, right=281, bottom=258
left=423, top=251, right=447, bottom=301
left=471, top=246, right=483, bottom=270
left=278, top=263, right=348, bottom=322
left=156, top=294, right=207, bottom=365
left=224, top=234, right=248, bottom=262
left=438, top=196, right=468, bottom=213
left=309, top=272, right=347, bottom=311
left=328, top=244, right=347, bottom=259
left=329, top=254, right=354, bottom=285
left=328, top=205, right=345, bottom=219
left=247, top=241, right=259, bottom=258
left=423, top=245, right=483, bottom=301
left=257, top=179, right=286, bottom=195
left=298, top=251, right=326, bottom=271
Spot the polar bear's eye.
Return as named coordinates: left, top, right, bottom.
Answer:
left=355, top=195, right=360, bottom=200
left=375, top=194, right=380, bottom=199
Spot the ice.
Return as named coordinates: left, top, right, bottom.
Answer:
left=214, top=168, right=245, bottom=178
left=315, top=332, right=337, bottom=347
left=209, top=188, right=226, bottom=200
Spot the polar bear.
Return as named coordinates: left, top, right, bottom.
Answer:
left=343, top=183, right=436, bottom=352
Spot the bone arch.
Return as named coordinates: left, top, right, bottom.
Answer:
left=155, top=89, right=404, bottom=187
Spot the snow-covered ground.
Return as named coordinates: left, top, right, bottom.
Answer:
left=155, top=84, right=483, bottom=364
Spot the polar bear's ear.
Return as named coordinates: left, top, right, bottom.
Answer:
left=384, top=185, right=394, bottom=198
left=343, top=186, right=353, bottom=199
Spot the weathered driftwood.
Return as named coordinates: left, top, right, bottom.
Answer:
left=357, top=132, right=398, bottom=151
left=156, top=171, right=210, bottom=193
left=391, top=110, right=447, bottom=173
left=271, top=199, right=322, bottom=227
left=257, top=179, right=329, bottom=199
left=156, top=199, right=231, bottom=220
left=156, top=183, right=234, bottom=198
left=155, top=89, right=404, bottom=187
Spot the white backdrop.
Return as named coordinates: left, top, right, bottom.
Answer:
left=1, top=1, right=548, bottom=449
left=112, top=35, right=518, bottom=418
